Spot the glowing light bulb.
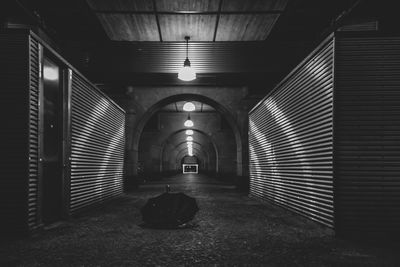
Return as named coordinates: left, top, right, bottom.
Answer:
left=184, top=119, right=193, bottom=127
left=183, top=102, right=195, bottom=112
left=178, top=65, right=196, bottom=81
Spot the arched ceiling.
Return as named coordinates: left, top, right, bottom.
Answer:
left=162, top=130, right=216, bottom=161
left=164, top=130, right=214, bottom=148
left=160, top=101, right=215, bottom=112
left=176, top=147, right=206, bottom=162
left=134, top=93, right=241, bottom=154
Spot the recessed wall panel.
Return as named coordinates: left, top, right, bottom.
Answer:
left=216, top=14, right=280, bottom=41
left=159, top=14, right=216, bottom=41
left=221, top=0, right=287, bottom=11
left=96, top=14, right=159, bottom=41
left=87, top=0, right=153, bottom=11
left=156, top=0, right=219, bottom=11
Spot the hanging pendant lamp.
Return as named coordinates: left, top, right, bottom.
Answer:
left=183, top=101, right=196, bottom=112
left=178, top=36, right=196, bottom=81
left=184, top=113, right=194, bottom=127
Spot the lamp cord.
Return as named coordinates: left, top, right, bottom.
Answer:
left=186, top=38, right=189, bottom=59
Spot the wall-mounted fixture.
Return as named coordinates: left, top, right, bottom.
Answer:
left=178, top=36, right=196, bottom=81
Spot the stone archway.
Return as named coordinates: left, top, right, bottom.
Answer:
left=131, top=93, right=242, bottom=177
left=159, top=128, right=218, bottom=174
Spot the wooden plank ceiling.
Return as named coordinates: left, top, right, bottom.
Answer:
left=86, top=0, right=288, bottom=41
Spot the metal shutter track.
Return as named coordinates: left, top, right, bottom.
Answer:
left=70, top=75, right=125, bottom=213
left=28, top=36, right=40, bottom=230
left=335, top=36, right=400, bottom=234
left=249, top=38, right=334, bottom=227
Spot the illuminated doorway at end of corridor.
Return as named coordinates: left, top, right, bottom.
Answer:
left=182, top=164, right=198, bottom=174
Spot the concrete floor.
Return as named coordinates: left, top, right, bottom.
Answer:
left=1, top=174, right=399, bottom=266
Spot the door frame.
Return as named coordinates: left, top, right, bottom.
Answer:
left=37, top=44, right=71, bottom=224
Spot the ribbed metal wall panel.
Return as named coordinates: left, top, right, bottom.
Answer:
left=249, top=37, right=335, bottom=227
left=0, top=32, right=30, bottom=233
left=27, top=35, right=40, bottom=230
left=337, top=21, right=378, bottom=32
left=70, top=74, right=125, bottom=213
left=334, top=35, right=400, bottom=235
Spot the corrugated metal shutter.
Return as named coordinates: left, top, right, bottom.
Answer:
left=337, top=21, right=378, bottom=32
left=27, top=35, right=41, bottom=230
left=249, top=37, right=335, bottom=227
left=334, top=36, right=400, bottom=235
left=70, top=74, right=125, bottom=213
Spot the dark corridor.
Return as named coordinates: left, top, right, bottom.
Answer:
left=1, top=0, right=400, bottom=266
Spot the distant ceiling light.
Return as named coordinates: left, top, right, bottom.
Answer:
left=178, top=36, right=196, bottom=81
left=184, top=113, right=194, bottom=127
left=183, top=102, right=196, bottom=112
left=185, top=130, right=194, bottom=135
left=184, top=120, right=193, bottom=127
left=186, top=136, right=193, bottom=141
left=187, top=141, right=193, bottom=146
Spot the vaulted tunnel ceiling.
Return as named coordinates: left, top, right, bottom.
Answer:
left=160, top=101, right=215, bottom=112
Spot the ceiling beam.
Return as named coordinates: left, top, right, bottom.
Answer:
left=213, top=0, right=224, bottom=42
left=152, top=0, right=163, bottom=41
left=91, top=10, right=284, bottom=15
